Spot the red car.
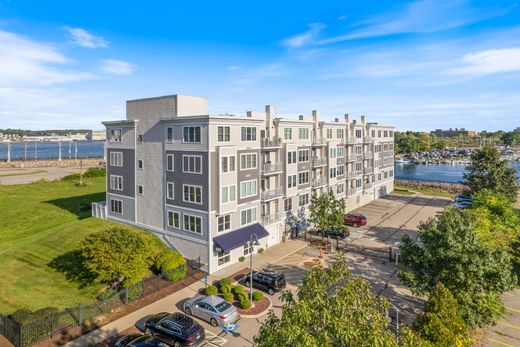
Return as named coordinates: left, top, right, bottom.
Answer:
left=344, top=214, right=367, bottom=228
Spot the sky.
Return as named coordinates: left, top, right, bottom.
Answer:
left=0, top=0, right=519, bottom=131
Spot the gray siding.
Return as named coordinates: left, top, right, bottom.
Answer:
left=165, top=150, right=209, bottom=211
left=107, top=193, right=135, bottom=222
left=237, top=149, right=260, bottom=204
left=107, top=148, right=135, bottom=197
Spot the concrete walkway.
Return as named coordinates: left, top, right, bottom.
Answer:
left=65, top=239, right=307, bottom=347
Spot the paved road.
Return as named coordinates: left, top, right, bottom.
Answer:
left=485, top=288, right=520, bottom=347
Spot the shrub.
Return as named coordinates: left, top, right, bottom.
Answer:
left=220, top=285, right=231, bottom=295
left=10, top=309, right=34, bottom=325
left=258, top=248, right=265, bottom=254
left=252, top=291, right=264, bottom=301
left=240, top=298, right=252, bottom=309
left=239, top=256, right=246, bottom=262
left=223, top=293, right=234, bottom=303
left=233, top=285, right=245, bottom=294
left=125, top=282, right=144, bottom=302
left=237, top=292, right=247, bottom=302
left=206, top=285, right=218, bottom=296
left=155, top=250, right=187, bottom=282
left=61, top=167, right=106, bottom=181
left=220, top=278, right=232, bottom=287
left=97, top=288, right=119, bottom=301
left=10, top=307, right=59, bottom=346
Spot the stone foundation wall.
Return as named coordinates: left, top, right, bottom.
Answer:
left=395, top=179, right=465, bottom=194
left=0, top=158, right=105, bottom=169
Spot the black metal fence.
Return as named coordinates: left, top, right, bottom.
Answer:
left=0, top=265, right=194, bottom=347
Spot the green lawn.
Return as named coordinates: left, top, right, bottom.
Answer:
left=395, top=185, right=454, bottom=198
left=0, top=177, right=160, bottom=314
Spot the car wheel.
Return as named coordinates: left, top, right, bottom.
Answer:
left=210, top=318, right=218, bottom=327
left=268, top=288, right=275, bottom=295
left=184, top=307, right=192, bottom=316
left=245, top=280, right=251, bottom=287
left=352, top=223, right=358, bottom=228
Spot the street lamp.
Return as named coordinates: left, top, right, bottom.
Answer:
left=249, top=233, right=261, bottom=303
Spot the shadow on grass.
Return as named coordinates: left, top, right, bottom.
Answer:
left=44, top=192, right=105, bottom=219
left=48, top=250, right=97, bottom=289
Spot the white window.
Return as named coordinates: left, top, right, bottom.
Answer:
left=221, top=156, right=236, bottom=173
left=288, top=174, right=297, bottom=188
left=241, top=127, right=257, bottom=141
left=137, top=185, right=143, bottom=195
left=298, top=149, right=309, bottom=162
left=337, top=129, right=344, bottom=138
left=383, top=144, right=389, bottom=151
left=109, top=128, right=122, bottom=142
left=167, top=154, right=174, bottom=171
left=356, top=178, right=362, bottom=188
left=216, top=250, right=230, bottom=266
left=243, top=242, right=253, bottom=256
left=299, top=193, right=309, bottom=206
left=330, top=167, right=337, bottom=179
left=326, top=129, right=333, bottom=139
left=355, top=129, right=362, bottom=138
left=183, top=126, right=201, bottom=143
left=183, top=214, right=202, bottom=234
left=329, top=147, right=337, bottom=159
left=167, top=182, right=174, bottom=200
left=110, top=175, right=123, bottom=191
left=110, top=152, right=123, bottom=167
left=218, top=214, right=231, bottom=233
left=288, top=151, right=297, bottom=164
left=337, top=165, right=345, bottom=176
left=167, top=127, right=174, bottom=142
left=137, top=159, right=144, bottom=169
left=389, top=130, right=394, bottom=137
left=384, top=130, right=388, bottom=137
left=110, top=199, right=122, bottom=214
left=337, top=183, right=345, bottom=194
left=240, top=153, right=257, bottom=170
left=217, top=126, right=230, bottom=142
left=183, top=185, right=202, bottom=204
left=299, top=128, right=309, bottom=139
left=337, top=147, right=345, bottom=157
left=298, top=171, right=309, bottom=185
left=167, top=211, right=180, bottom=228
left=240, top=180, right=257, bottom=198
left=182, top=155, right=202, bottom=174
left=355, top=162, right=362, bottom=171
left=355, top=146, right=363, bottom=154
left=241, top=207, right=257, bottom=225
left=284, top=128, right=292, bottom=140
left=221, top=185, right=236, bottom=203
left=284, top=198, right=292, bottom=211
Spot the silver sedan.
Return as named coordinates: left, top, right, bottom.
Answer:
left=183, top=294, right=238, bottom=327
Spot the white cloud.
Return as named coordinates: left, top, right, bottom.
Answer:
left=450, top=48, right=520, bottom=75
left=64, top=26, right=108, bottom=48
left=282, top=23, right=325, bottom=48
left=100, top=59, right=135, bottom=75
left=227, top=65, right=241, bottom=71
left=0, top=29, right=93, bottom=87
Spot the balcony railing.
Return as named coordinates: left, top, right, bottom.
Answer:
left=364, top=166, right=374, bottom=174
left=261, top=211, right=286, bottom=225
left=312, top=177, right=328, bottom=188
left=348, top=170, right=363, bottom=179
left=347, top=187, right=363, bottom=196
left=311, top=157, right=327, bottom=167
left=365, top=151, right=374, bottom=159
left=261, top=187, right=284, bottom=201
left=261, top=162, right=283, bottom=175
left=92, top=201, right=107, bottom=219
left=346, top=138, right=356, bottom=145
left=347, top=155, right=356, bottom=162
left=312, top=137, right=327, bottom=146
left=261, top=138, right=282, bottom=150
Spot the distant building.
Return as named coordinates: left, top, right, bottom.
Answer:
left=515, top=127, right=520, bottom=133
left=88, top=130, right=107, bottom=141
left=431, top=128, right=476, bottom=138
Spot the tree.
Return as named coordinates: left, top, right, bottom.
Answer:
left=254, top=255, right=425, bottom=347
left=462, top=146, right=519, bottom=202
left=414, top=283, right=470, bottom=347
left=502, top=131, right=520, bottom=147
left=308, top=191, right=347, bottom=233
left=398, top=208, right=516, bottom=326
left=80, top=227, right=155, bottom=285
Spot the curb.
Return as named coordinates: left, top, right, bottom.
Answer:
left=238, top=297, right=273, bottom=319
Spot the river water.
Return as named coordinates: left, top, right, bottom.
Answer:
left=0, top=141, right=105, bottom=161
left=395, top=161, right=520, bottom=184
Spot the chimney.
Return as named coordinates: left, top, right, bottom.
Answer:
left=361, top=115, right=366, bottom=124
left=344, top=113, right=351, bottom=123
left=246, top=111, right=252, bottom=118
left=335, top=118, right=339, bottom=123
left=299, top=115, right=304, bottom=120
left=312, top=110, right=320, bottom=124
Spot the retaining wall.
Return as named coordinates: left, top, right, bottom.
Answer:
left=0, top=158, right=105, bottom=169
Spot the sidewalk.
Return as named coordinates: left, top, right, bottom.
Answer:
left=65, top=239, right=307, bottom=346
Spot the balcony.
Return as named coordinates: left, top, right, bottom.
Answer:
left=347, top=187, right=363, bottom=196
left=261, top=211, right=286, bottom=225
left=348, top=170, right=363, bottom=179
left=347, top=155, right=356, bottom=162
left=365, top=151, right=374, bottom=159
left=261, top=162, right=283, bottom=176
left=312, top=177, right=328, bottom=189
left=363, top=136, right=373, bottom=143
left=261, top=187, right=284, bottom=201
left=261, top=138, right=282, bottom=151
left=364, top=166, right=374, bottom=174
left=311, top=157, right=327, bottom=167
left=312, top=137, right=327, bottom=147
left=346, top=138, right=356, bottom=145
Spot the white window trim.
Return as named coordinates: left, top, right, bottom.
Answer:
left=167, top=182, right=174, bottom=200
left=109, top=128, right=122, bottom=143
left=240, top=206, right=258, bottom=226
left=166, top=154, right=174, bottom=172
left=167, top=211, right=180, bottom=229
left=109, top=151, right=123, bottom=167
left=137, top=184, right=144, bottom=195
left=166, top=127, right=174, bottom=143
left=217, top=214, right=232, bottom=233
left=182, top=126, right=202, bottom=144
left=240, top=153, right=257, bottom=170
left=221, top=185, right=236, bottom=204
left=110, top=175, right=123, bottom=191
left=217, top=126, right=231, bottom=142
left=182, top=154, right=203, bottom=174
left=137, top=159, right=144, bottom=169
left=298, top=149, right=309, bottom=162
left=239, top=179, right=258, bottom=199
left=221, top=155, right=236, bottom=173
left=298, top=171, right=309, bottom=185
left=183, top=213, right=203, bottom=234
left=110, top=198, right=123, bottom=214
left=182, top=184, right=203, bottom=205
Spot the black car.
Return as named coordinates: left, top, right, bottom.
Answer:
left=144, top=312, right=205, bottom=347
left=115, top=334, right=167, bottom=347
left=316, top=229, right=349, bottom=240
left=244, top=270, right=286, bottom=295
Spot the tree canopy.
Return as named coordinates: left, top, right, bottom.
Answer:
left=254, top=255, right=424, bottom=347
left=398, top=208, right=516, bottom=327
left=463, top=146, right=519, bottom=202
left=308, top=191, right=347, bottom=233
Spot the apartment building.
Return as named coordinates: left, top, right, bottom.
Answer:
left=97, top=94, right=395, bottom=274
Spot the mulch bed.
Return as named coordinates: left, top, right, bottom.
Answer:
left=235, top=297, right=270, bottom=315
left=28, top=268, right=204, bottom=347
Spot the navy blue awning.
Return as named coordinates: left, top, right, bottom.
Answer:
left=213, top=223, right=269, bottom=253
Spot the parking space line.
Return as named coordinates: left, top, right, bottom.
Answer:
left=500, top=323, right=520, bottom=331
left=204, top=330, right=228, bottom=346
left=487, top=338, right=514, bottom=347
left=506, top=307, right=520, bottom=313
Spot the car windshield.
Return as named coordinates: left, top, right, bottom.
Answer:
left=215, top=301, right=232, bottom=312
